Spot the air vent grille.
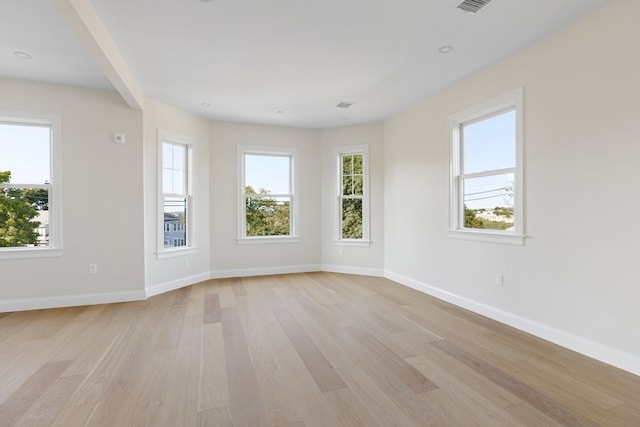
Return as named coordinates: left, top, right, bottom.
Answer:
left=457, top=0, right=492, bottom=13
left=336, top=102, right=353, bottom=109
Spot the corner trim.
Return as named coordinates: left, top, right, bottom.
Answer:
left=384, top=269, right=640, bottom=376
left=145, top=272, right=211, bottom=298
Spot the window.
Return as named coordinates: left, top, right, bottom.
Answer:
left=158, top=130, right=195, bottom=257
left=335, top=145, right=370, bottom=245
left=0, top=111, right=62, bottom=258
left=449, top=88, right=524, bottom=245
left=238, top=146, right=298, bottom=242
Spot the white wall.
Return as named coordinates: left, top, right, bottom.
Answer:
left=320, top=123, right=384, bottom=275
left=0, top=78, right=145, bottom=309
left=210, top=121, right=322, bottom=276
left=142, top=98, right=211, bottom=296
left=383, top=0, right=640, bottom=372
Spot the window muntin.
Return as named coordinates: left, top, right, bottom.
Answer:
left=335, top=145, right=370, bottom=244
left=158, top=131, right=194, bottom=255
left=450, top=89, right=523, bottom=244
left=0, top=111, right=61, bottom=257
left=238, top=147, right=297, bottom=241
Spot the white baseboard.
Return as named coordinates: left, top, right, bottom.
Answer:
left=145, top=272, right=211, bottom=298
left=210, top=264, right=321, bottom=279
left=321, top=264, right=384, bottom=277
left=384, top=269, right=640, bottom=376
left=0, top=290, right=146, bottom=313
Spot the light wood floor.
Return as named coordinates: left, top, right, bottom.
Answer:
left=1, top=273, right=638, bottom=426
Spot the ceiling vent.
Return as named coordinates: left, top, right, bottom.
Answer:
left=457, top=0, right=492, bottom=13
left=336, top=102, right=353, bottom=109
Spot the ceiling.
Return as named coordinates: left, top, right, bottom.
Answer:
left=0, top=0, right=614, bottom=128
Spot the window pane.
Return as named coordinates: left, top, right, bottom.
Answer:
left=162, top=169, right=172, bottom=194
left=352, top=154, right=363, bottom=174
left=162, top=142, right=173, bottom=169
left=0, top=186, right=50, bottom=247
left=245, top=196, right=290, bottom=236
left=353, top=175, right=363, bottom=195
left=463, top=173, right=514, bottom=230
left=0, top=124, right=50, bottom=184
left=463, top=110, right=515, bottom=174
left=245, top=154, right=290, bottom=195
left=342, top=175, right=353, bottom=196
left=341, top=198, right=363, bottom=239
left=162, top=142, right=187, bottom=195
left=164, top=197, right=187, bottom=248
left=172, top=170, right=185, bottom=194
left=342, top=155, right=353, bottom=175
left=172, top=144, right=185, bottom=171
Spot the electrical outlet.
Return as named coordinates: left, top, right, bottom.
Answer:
left=495, top=273, right=503, bottom=286
left=89, top=264, right=98, bottom=274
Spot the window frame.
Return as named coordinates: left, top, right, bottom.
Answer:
left=449, top=88, right=524, bottom=245
left=0, top=110, right=62, bottom=259
left=157, top=129, right=196, bottom=259
left=237, top=145, right=299, bottom=244
left=334, top=144, right=370, bottom=247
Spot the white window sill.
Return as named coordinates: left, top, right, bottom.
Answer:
left=237, top=237, right=299, bottom=245
left=448, top=229, right=525, bottom=246
left=333, top=240, right=372, bottom=247
left=156, top=247, right=198, bottom=259
left=0, top=247, right=63, bottom=260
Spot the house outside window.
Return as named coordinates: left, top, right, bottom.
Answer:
left=449, top=88, right=524, bottom=245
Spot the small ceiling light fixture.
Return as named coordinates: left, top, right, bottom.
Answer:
left=201, top=102, right=211, bottom=107
left=13, top=51, right=32, bottom=59
left=336, top=102, right=353, bottom=109
left=277, top=110, right=284, bottom=114
left=438, top=45, right=453, bottom=54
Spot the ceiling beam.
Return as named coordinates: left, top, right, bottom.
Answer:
left=53, top=0, right=144, bottom=110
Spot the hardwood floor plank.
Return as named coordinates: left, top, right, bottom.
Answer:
left=272, top=307, right=347, bottom=393
left=15, top=373, right=84, bottom=427
left=197, top=406, right=233, bottom=427
left=50, top=402, right=97, bottom=427
left=337, top=365, right=418, bottom=427
left=432, top=339, right=601, bottom=426
left=323, top=387, right=380, bottom=427
left=416, top=342, right=522, bottom=410
left=345, top=324, right=438, bottom=394
left=503, top=402, right=566, bottom=427
left=232, top=279, right=248, bottom=297
left=221, top=307, right=269, bottom=427
left=283, top=298, right=359, bottom=369
left=0, top=360, right=71, bottom=426
left=237, top=303, right=305, bottom=426
left=198, top=322, right=229, bottom=411
left=202, top=294, right=222, bottom=324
